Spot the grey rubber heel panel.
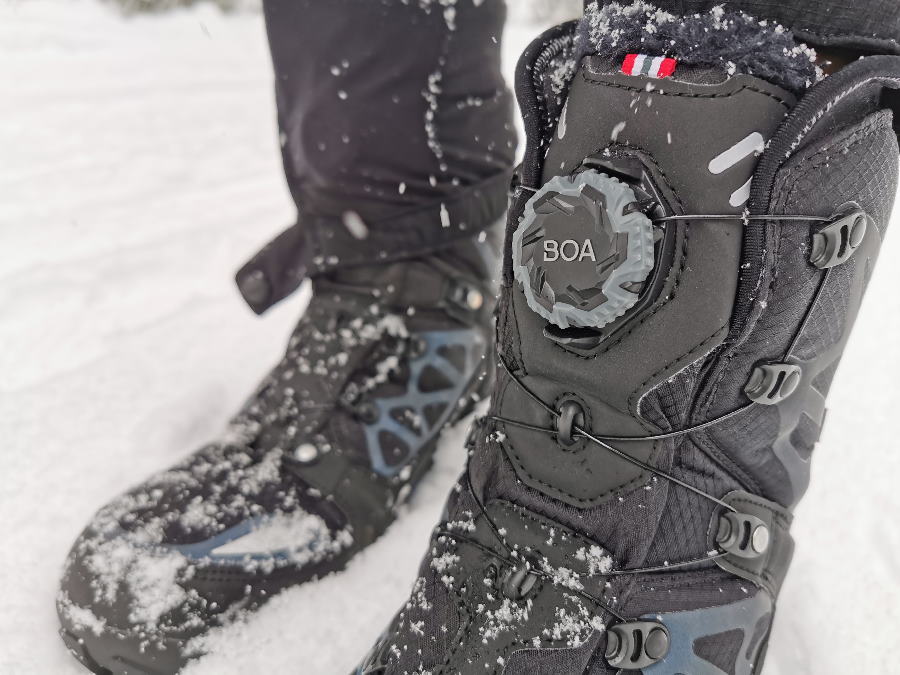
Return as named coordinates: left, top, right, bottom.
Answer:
left=639, top=593, right=773, bottom=675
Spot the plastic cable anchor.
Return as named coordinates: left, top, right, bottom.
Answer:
left=810, top=202, right=869, bottom=269
left=606, top=621, right=670, bottom=670
left=716, top=511, right=771, bottom=559
left=745, top=363, right=802, bottom=405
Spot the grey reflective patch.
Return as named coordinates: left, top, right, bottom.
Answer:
left=557, top=99, right=569, bottom=140
left=641, top=593, right=771, bottom=675
left=708, top=132, right=765, bottom=175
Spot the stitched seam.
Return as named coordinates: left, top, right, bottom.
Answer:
left=700, top=85, right=897, bottom=420
left=795, top=26, right=900, bottom=46
left=628, top=327, right=725, bottom=414
left=492, top=498, right=603, bottom=550
left=579, top=70, right=794, bottom=110
left=708, top=124, right=878, bottom=379
left=501, top=422, right=650, bottom=506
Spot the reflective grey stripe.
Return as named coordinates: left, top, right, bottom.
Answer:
left=709, top=132, right=765, bottom=174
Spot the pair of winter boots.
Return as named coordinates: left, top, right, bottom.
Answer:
left=59, top=6, right=900, bottom=674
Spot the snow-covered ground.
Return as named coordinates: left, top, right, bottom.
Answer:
left=1, top=2, right=898, bottom=673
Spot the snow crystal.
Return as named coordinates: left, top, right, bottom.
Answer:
left=575, top=545, right=614, bottom=576
left=341, top=211, right=369, bottom=239
left=430, top=551, right=460, bottom=575
left=479, top=597, right=531, bottom=641
left=423, top=67, right=445, bottom=166
left=58, top=598, right=107, bottom=637
left=444, top=511, right=477, bottom=533
left=126, top=551, right=190, bottom=627
left=544, top=603, right=604, bottom=648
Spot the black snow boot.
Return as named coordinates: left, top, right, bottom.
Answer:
left=355, top=6, right=900, bottom=675
left=56, top=171, right=509, bottom=674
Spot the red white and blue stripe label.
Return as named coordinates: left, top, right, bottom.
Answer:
left=621, top=54, right=677, bottom=79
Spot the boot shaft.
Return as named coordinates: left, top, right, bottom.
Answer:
left=356, top=7, right=900, bottom=674
left=495, top=24, right=900, bottom=517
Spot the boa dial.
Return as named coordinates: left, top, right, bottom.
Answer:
left=512, top=171, right=655, bottom=330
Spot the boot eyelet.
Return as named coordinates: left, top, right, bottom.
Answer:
left=716, top=512, right=771, bottom=558
left=500, top=562, right=540, bottom=601
left=356, top=402, right=380, bottom=424
left=745, top=363, right=802, bottom=405
left=555, top=399, right=585, bottom=448
left=485, top=562, right=500, bottom=585
left=810, top=202, right=869, bottom=269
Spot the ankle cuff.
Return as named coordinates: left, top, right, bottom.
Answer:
left=236, top=169, right=511, bottom=315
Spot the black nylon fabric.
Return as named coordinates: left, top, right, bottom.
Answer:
left=262, top=0, right=516, bottom=224
left=587, top=0, right=900, bottom=55
left=702, top=109, right=899, bottom=506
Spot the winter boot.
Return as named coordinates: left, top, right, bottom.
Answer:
left=355, top=6, right=900, bottom=674
left=56, top=170, right=509, bottom=674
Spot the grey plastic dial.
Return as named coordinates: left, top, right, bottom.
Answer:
left=512, top=171, right=655, bottom=329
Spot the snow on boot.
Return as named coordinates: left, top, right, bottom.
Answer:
left=355, top=6, right=900, bottom=674
left=56, top=177, right=507, bottom=674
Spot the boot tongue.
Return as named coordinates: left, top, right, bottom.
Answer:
left=544, top=55, right=797, bottom=215
left=497, top=55, right=800, bottom=510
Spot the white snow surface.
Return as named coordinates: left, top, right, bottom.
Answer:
left=1, top=2, right=899, bottom=673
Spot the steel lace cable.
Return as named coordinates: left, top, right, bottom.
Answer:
left=492, top=357, right=739, bottom=513
left=470, top=250, right=835, bottom=580
left=515, top=185, right=833, bottom=225
left=437, top=197, right=839, bottom=613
